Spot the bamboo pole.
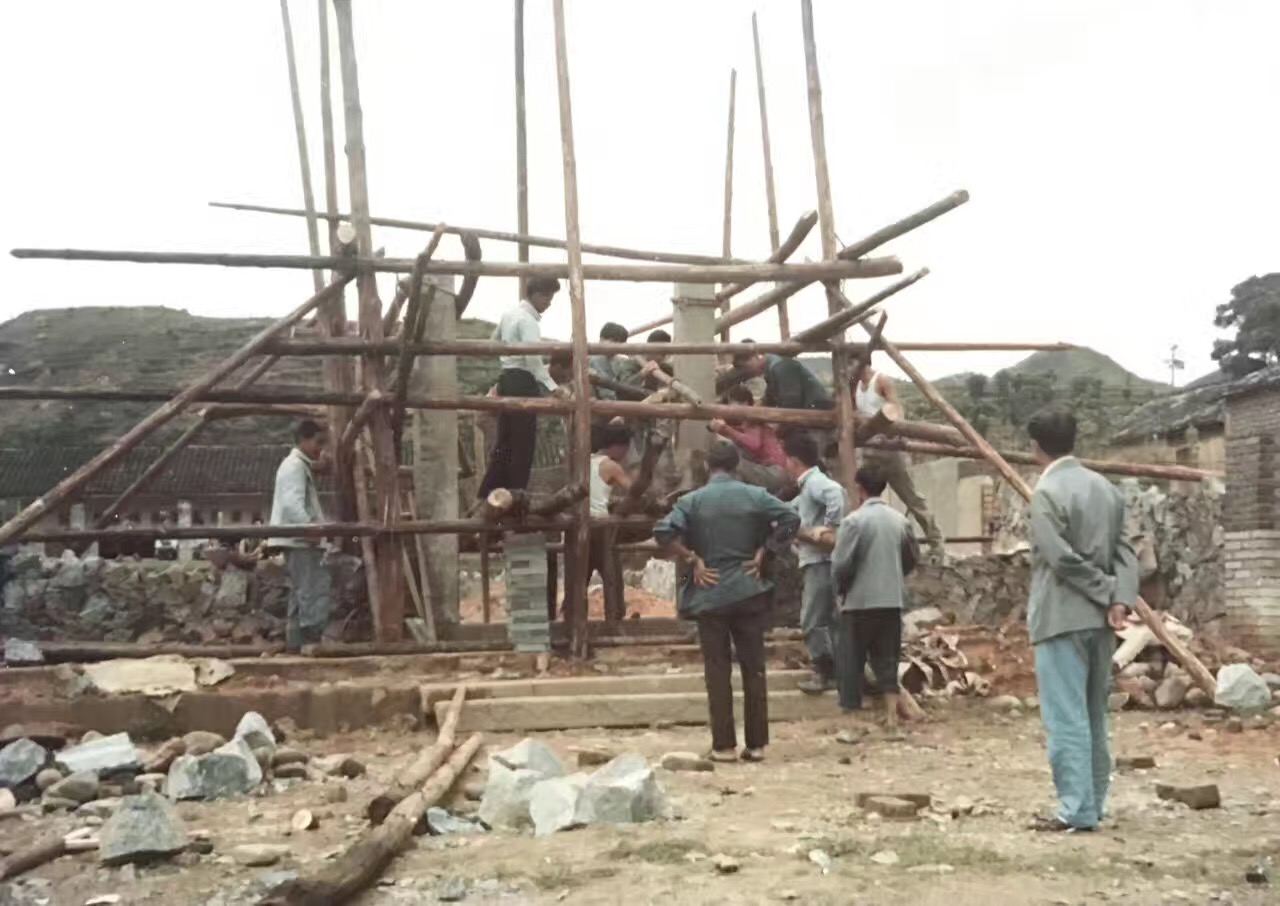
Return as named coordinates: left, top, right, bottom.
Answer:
left=865, top=327, right=1219, bottom=697
left=801, top=0, right=856, bottom=495
left=318, top=0, right=339, bottom=256
left=9, top=247, right=901, bottom=284
left=752, top=11, right=788, bottom=339
left=210, top=200, right=734, bottom=266
left=402, top=491, right=437, bottom=642
left=552, top=0, right=593, bottom=661
left=514, top=0, right=529, bottom=300
left=719, top=68, right=736, bottom=342
left=278, top=0, right=323, bottom=294
left=788, top=268, right=928, bottom=346
left=0, top=276, right=351, bottom=548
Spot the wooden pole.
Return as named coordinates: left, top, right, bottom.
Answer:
left=789, top=268, right=927, bottom=346
left=318, top=0, right=339, bottom=256
left=0, top=276, right=350, bottom=548
left=391, top=226, right=446, bottom=422
left=278, top=0, right=323, bottom=294
left=334, top=0, right=404, bottom=642
left=514, top=0, right=529, bottom=301
left=552, top=0, right=593, bottom=661
left=752, top=11, right=788, bottom=339
left=800, top=0, right=856, bottom=495
left=838, top=190, right=969, bottom=261
left=366, top=686, right=465, bottom=825
left=93, top=419, right=206, bottom=529
left=866, top=326, right=1219, bottom=698
left=719, top=68, right=736, bottom=342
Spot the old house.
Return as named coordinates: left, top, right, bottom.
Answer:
left=1109, top=371, right=1233, bottom=472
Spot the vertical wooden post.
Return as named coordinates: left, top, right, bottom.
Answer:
left=752, top=11, right=789, bottom=339
left=718, top=69, right=736, bottom=343
left=800, top=0, right=856, bottom=496
left=318, top=0, right=340, bottom=257
left=551, top=0, right=592, bottom=660
left=334, top=0, right=405, bottom=641
left=514, top=0, right=530, bottom=302
left=279, top=0, right=323, bottom=294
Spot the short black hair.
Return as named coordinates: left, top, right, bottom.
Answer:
left=297, top=419, right=327, bottom=442
left=599, top=322, right=628, bottom=343
left=855, top=464, right=888, bottom=497
left=782, top=430, right=820, bottom=467
left=646, top=329, right=671, bottom=343
left=706, top=440, right=740, bottom=473
left=1027, top=406, right=1078, bottom=457
left=549, top=351, right=573, bottom=370
left=724, top=385, right=754, bottom=405
left=526, top=276, right=561, bottom=298
left=595, top=423, right=632, bottom=451
left=732, top=340, right=759, bottom=368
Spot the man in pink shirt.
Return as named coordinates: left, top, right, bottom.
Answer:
left=709, top=386, right=789, bottom=494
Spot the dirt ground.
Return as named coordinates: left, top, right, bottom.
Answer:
left=4, top=700, right=1277, bottom=906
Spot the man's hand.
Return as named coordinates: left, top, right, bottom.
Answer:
left=486, top=384, right=499, bottom=399
left=550, top=385, right=572, bottom=400
left=708, top=418, right=727, bottom=435
left=1106, top=603, right=1129, bottom=632
left=743, top=548, right=765, bottom=580
left=691, top=555, right=719, bottom=588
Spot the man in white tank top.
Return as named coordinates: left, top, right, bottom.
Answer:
left=588, top=424, right=634, bottom=621
left=852, top=356, right=945, bottom=558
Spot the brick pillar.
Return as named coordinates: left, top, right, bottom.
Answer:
left=504, top=531, right=549, bottom=652
left=672, top=284, right=717, bottom=485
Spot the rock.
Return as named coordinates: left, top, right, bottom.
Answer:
left=233, top=712, right=276, bottom=754
left=322, top=784, right=348, bottom=804
left=181, top=731, right=226, bottom=757
left=988, top=695, right=1023, bottom=711
left=1215, top=664, right=1272, bottom=711
left=1226, top=717, right=1245, bottom=734
left=0, top=738, right=49, bottom=789
left=479, top=766, right=548, bottom=830
left=34, top=767, right=63, bottom=791
left=463, top=781, right=485, bottom=801
left=81, top=730, right=104, bottom=744
left=78, top=797, right=123, bottom=819
left=529, top=774, right=589, bottom=836
left=136, top=773, right=167, bottom=795
left=1155, top=674, right=1192, bottom=710
left=274, top=763, right=309, bottom=780
left=56, top=733, right=141, bottom=776
left=3, top=638, right=44, bottom=666
left=808, top=849, right=832, bottom=874
left=907, top=864, right=956, bottom=875
left=425, top=807, right=486, bottom=836
left=99, top=792, right=187, bottom=865
left=570, top=746, right=615, bottom=768
left=82, top=657, right=197, bottom=696
left=270, top=748, right=309, bottom=768
left=231, top=844, right=290, bottom=867
left=143, top=738, right=187, bottom=775
left=47, top=771, right=99, bottom=804
left=574, top=753, right=666, bottom=826
left=290, top=809, right=319, bottom=832
left=167, top=738, right=262, bottom=800
left=250, top=745, right=274, bottom=772
left=863, top=795, right=920, bottom=819
left=1155, top=782, right=1221, bottom=810
left=870, top=850, right=900, bottom=866
left=436, top=877, right=467, bottom=902
left=660, top=752, right=714, bottom=773
left=1108, top=692, right=1130, bottom=712
left=0, top=788, right=15, bottom=810
left=1115, top=755, right=1157, bottom=770
left=490, top=738, right=565, bottom=778
left=42, top=795, right=81, bottom=812
left=313, top=754, right=366, bottom=778
left=1185, top=687, right=1210, bottom=708
left=186, top=838, right=214, bottom=855
left=854, top=791, right=932, bottom=810
left=1245, top=863, right=1270, bottom=885
left=711, top=853, right=740, bottom=874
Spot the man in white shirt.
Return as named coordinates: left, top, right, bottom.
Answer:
left=478, top=277, right=561, bottom=498
left=270, top=419, right=332, bottom=652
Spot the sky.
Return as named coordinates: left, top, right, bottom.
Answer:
left=4, top=0, right=1280, bottom=386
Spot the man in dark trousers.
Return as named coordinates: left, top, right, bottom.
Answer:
left=732, top=343, right=833, bottom=411
left=1024, top=406, right=1138, bottom=833
left=830, top=464, right=918, bottom=739
left=654, top=442, right=799, bottom=763
left=478, top=277, right=562, bottom=498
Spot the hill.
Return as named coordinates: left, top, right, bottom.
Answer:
left=0, top=307, right=500, bottom=450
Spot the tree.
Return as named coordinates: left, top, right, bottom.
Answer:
left=1212, top=274, right=1280, bottom=376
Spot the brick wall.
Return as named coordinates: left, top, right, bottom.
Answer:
left=1222, top=385, right=1280, bottom=657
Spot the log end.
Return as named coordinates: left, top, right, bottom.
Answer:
left=365, top=795, right=395, bottom=827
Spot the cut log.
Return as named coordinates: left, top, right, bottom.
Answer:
left=790, top=271, right=923, bottom=346
left=365, top=685, right=465, bottom=826
left=0, top=834, right=67, bottom=881
left=260, top=733, right=483, bottom=905
left=643, top=366, right=704, bottom=408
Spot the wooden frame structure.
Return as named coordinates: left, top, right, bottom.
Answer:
left=1, top=1, right=1218, bottom=679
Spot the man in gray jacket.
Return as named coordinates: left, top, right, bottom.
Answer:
left=830, top=464, right=918, bottom=735
left=1025, top=406, right=1138, bottom=833
left=270, top=420, right=333, bottom=652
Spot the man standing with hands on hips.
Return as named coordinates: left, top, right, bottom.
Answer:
left=1024, top=406, right=1138, bottom=833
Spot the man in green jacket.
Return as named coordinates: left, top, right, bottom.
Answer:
left=654, top=442, right=799, bottom=762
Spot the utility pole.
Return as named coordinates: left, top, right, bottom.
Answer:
left=1164, top=343, right=1185, bottom=387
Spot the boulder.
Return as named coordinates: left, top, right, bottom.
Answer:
left=659, top=752, right=714, bottom=773
left=233, top=712, right=276, bottom=754
left=34, top=768, right=63, bottom=791
left=529, top=774, right=589, bottom=836
left=231, top=844, right=290, bottom=867
left=0, top=738, right=49, bottom=789
left=3, top=638, right=44, bottom=666
left=99, top=793, right=187, bottom=865
left=181, top=731, right=226, bottom=757
left=1262, top=673, right=1280, bottom=692
left=1215, top=664, right=1271, bottom=711
left=56, top=733, right=141, bottom=776
left=1155, top=674, right=1191, bottom=710
left=490, top=738, right=564, bottom=778
left=478, top=738, right=567, bottom=829
left=574, top=753, right=666, bottom=826
left=424, top=807, right=486, bottom=836
left=1184, top=687, right=1210, bottom=708
left=47, top=771, right=100, bottom=804
left=166, top=738, right=262, bottom=800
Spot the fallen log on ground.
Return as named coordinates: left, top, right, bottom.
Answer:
left=260, top=733, right=483, bottom=906
left=0, top=830, right=94, bottom=881
left=366, top=685, right=466, bottom=825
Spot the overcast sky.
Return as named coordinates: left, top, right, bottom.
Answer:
left=5, top=0, right=1279, bottom=385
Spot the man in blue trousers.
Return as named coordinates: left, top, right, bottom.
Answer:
left=1025, top=406, right=1138, bottom=833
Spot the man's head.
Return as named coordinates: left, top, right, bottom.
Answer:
left=526, top=276, right=561, bottom=313
left=782, top=430, right=821, bottom=481
left=849, top=353, right=872, bottom=385
left=549, top=351, right=573, bottom=385
left=731, top=341, right=766, bottom=377
left=296, top=419, right=329, bottom=460
left=599, top=322, right=628, bottom=344
left=595, top=423, right=632, bottom=462
left=721, top=385, right=754, bottom=425
left=706, top=440, right=740, bottom=476
left=854, top=463, right=888, bottom=506
left=1027, top=406, right=1077, bottom=465
left=645, top=329, right=671, bottom=363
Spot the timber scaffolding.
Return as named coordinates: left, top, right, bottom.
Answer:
left=4, top=0, right=1216, bottom=684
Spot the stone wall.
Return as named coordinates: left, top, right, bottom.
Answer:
left=0, top=550, right=365, bottom=644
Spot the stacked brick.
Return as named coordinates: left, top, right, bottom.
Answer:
left=504, top=531, right=551, bottom=652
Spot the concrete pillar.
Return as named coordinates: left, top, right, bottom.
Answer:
left=177, top=500, right=194, bottom=563
left=69, top=503, right=86, bottom=530
left=413, top=274, right=460, bottom=629
left=672, top=284, right=718, bottom=483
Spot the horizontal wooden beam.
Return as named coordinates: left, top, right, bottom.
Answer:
left=10, top=248, right=901, bottom=285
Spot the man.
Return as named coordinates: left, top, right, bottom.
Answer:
left=616, top=329, right=676, bottom=485
left=851, top=355, right=945, bottom=557
left=588, top=321, right=631, bottom=400
left=732, top=343, right=832, bottom=412
left=270, top=420, right=334, bottom=652
left=709, top=386, right=789, bottom=493
left=478, top=276, right=562, bottom=498
left=589, top=423, right=633, bottom=622
left=831, top=464, right=918, bottom=736
left=654, top=442, right=799, bottom=762
left=1025, top=406, right=1138, bottom=833
left=782, top=431, right=846, bottom=694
